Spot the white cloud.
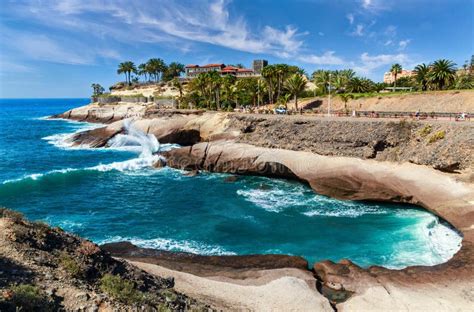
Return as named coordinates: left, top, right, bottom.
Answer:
left=10, top=0, right=308, bottom=61
left=353, top=52, right=411, bottom=76
left=298, top=51, right=344, bottom=65
left=359, top=0, right=389, bottom=12
left=398, top=39, right=411, bottom=50
left=352, top=24, right=365, bottom=36
left=1, top=26, right=121, bottom=65
left=384, top=40, right=393, bottom=46
left=0, top=60, right=33, bottom=73
left=362, top=0, right=372, bottom=9
left=347, top=13, right=354, bottom=25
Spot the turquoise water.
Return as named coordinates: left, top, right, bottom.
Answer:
left=0, top=99, right=462, bottom=268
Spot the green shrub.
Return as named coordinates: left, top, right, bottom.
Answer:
left=7, top=284, right=53, bottom=311
left=59, top=253, right=82, bottom=277
left=419, top=124, right=432, bottom=137
left=100, top=274, right=144, bottom=305
left=428, top=130, right=446, bottom=143
left=120, top=93, right=145, bottom=98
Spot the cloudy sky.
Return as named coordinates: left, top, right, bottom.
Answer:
left=0, top=0, right=472, bottom=97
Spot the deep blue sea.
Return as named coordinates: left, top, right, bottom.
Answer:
left=0, top=99, right=462, bottom=268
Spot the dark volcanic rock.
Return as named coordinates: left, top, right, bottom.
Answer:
left=101, top=241, right=309, bottom=277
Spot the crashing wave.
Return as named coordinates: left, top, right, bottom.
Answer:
left=99, top=236, right=236, bottom=256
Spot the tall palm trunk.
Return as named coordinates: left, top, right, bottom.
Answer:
left=294, top=94, right=298, bottom=110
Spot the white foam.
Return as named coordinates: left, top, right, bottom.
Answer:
left=42, top=122, right=104, bottom=149
left=386, top=213, right=462, bottom=269
left=237, top=183, right=387, bottom=217
left=91, top=155, right=163, bottom=173
left=2, top=168, right=79, bottom=184
left=99, top=236, right=235, bottom=255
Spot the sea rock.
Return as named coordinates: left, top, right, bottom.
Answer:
left=224, top=175, right=239, bottom=182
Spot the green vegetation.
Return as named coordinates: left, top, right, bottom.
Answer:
left=339, top=93, right=354, bottom=110
left=391, top=63, right=402, bottom=89
left=109, top=55, right=473, bottom=110
left=1, top=284, right=53, bottom=311
left=419, top=124, right=433, bottom=137
left=119, top=58, right=185, bottom=86
left=117, top=61, right=137, bottom=85
left=100, top=274, right=144, bottom=305
left=91, top=83, right=105, bottom=97
left=428, top=130, right=446, bottom=143
left=59, top=253, right=83, bottom=277
left=284, top=73, right=307, bottom=109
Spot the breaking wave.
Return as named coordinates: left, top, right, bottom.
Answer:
left=237, top=179, right=387, bottom=217
left=99, top=236, right=236, bottom=256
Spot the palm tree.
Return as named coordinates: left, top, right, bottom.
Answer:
left=312, top=70, right=332, bottom=94
left=147, top=58, right=166, bottom=82
left=262, top=65, right=277, bottom=104
left=256, top=78, right=266, bottom=108
left=164, top=62, right=185, bottom=81
left=339, top=93, right=354, bottom=111
left=275, top=64, right=289, bottom=99
left=284, top=74, right=306, bottom=110
left=413, top=63, right=430, bottom=91
left=390, top=63, right=402, bottom=90
left=429, top=59, right=456, bottom=90
left=347, top=77, right=369, bottom=93
left=91, top=83, right=104, bottom=96
left=207, top=71, right=222, bottom=110
left=117, top=61, right=137, bottom=85
left=138, top=63, right=148, bottom=82
left=454, top=73, right=474, bottom=89
left=221, top=75, right=237, bottom=109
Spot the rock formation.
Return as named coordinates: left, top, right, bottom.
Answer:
left=49, top=103, right=474, bottom=311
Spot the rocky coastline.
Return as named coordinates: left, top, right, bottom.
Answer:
left=44, top=102, right=474, bottom=310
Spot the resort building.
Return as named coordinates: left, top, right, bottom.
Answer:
left=185, top=60, right=267, bottom=78
left=383, top=69, right=414, bottom=84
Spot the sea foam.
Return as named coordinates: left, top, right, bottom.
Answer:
left=99, top=236, right=236, bottom=256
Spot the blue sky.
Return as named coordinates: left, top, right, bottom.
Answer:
left=0, top=0, right=472, bottom=98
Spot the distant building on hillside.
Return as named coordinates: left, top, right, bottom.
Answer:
left=383, top=69, right=414, bottom=84
left=252, top=59, right=268, bottom=74
left=185, top=60, right=268, bottom=78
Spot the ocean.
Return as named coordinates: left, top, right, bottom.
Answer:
left=0, top=98, right=462, bottom=268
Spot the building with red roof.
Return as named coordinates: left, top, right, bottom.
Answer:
left=184, top=60, right=267, bottom=78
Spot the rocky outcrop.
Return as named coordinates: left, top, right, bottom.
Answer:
left=229, top=114, right=474, bottom=171
left=101, top=241, right=309, bottom=277
left=50, top=104, right=474, bottom=310
left=56, top=105, right=474, bottom=171
left=51, top=103, right=141, bottom=123
left=0, top=208, right=207, bottom=311
left=161, top=140, right=474, bottom=311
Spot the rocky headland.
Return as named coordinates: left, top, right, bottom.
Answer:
left=0, top=208, right=208, bottom=311
left=39, top=102, right=474, bottom=310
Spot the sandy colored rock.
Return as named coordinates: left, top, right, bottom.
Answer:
left=162, top=140, right=474, bottom=311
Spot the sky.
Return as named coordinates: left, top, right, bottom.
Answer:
left=0, top=0, right=472, bottom=98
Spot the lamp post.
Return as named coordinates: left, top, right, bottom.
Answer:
left=327, top=73, right=331, bottom=117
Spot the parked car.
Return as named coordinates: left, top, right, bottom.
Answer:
left=275, top=106, right=287, bottom=115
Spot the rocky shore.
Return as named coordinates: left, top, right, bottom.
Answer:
left=54, top=103, right=474, bottom=173
left=43, top=103, right=474, bottom=310
left=0, top=208, right=208, bottom=311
